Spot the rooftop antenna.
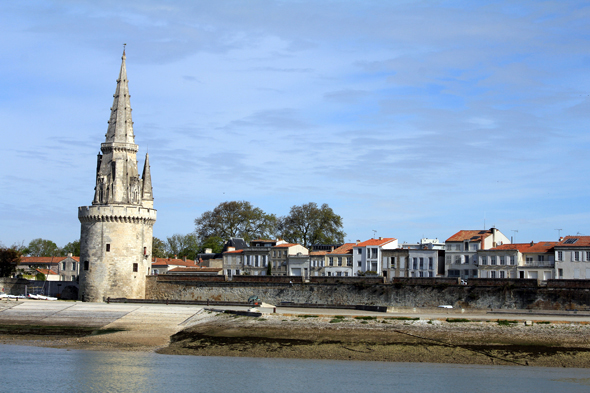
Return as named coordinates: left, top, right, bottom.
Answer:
left=511, top=229, right=518, bottom=243
left=372, top=230, right=377, bottom=238
left=555, top=229, right=562, bottom=239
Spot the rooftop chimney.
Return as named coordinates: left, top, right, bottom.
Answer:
left=356, top=240, right=360, bottom=244
left=379, top=237, right=383, bottom=240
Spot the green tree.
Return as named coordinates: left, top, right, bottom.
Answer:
left=279, top=202, right=346, bottom=248
left=200, top=236, right=224, bottom=254
left=166, top=233, right=199, bottom=259
left=195, top=201, right=277, bottom=244
left=24, top=238, right=59, bottom=257
left=152, top=237, right=167, bottom=258
left=60, top=239, right=80, bottom=256
left=0, top=248, right=21, bottom=277
left=35, top=271, right=46, bottom=281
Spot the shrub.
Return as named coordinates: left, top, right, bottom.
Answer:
left=386, top=317, right=419, bottom=321
left=497, top=320, right=518, bottom=326
left=297, top=315, right=318, bottom=318
left=446, top=318, right=471, bottom=323
left=354, top=316, right=377, bottom=320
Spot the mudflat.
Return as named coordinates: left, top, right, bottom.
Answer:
left=159, top=312, right=590, bottom=368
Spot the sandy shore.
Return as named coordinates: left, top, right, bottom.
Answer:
left=159, top=312, right=590, bottom=367
left=2, top=300, right=590, bottom=367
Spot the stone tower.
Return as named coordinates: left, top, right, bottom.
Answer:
left=78, top=50, right=156, bottom=302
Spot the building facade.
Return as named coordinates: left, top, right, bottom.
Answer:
left=78, top=50, right=156, bottom=302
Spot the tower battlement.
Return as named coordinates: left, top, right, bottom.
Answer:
left=78, top=205, right=156, bottom=224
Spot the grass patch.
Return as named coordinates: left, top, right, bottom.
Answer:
left=497, top=320, right=518, bottom=326
left=354, top=316, right=377, bottom=321
left=536, top=321, right=551, bottom=325
left=330, top=319, right=343, bottom=323
left=386, top=317, right=419, bottom=321
left=256, top=318, right=266, bottom=321
left=297, top=315, right=318, bottom=318
left=360, top=321, right=369, bottom=324
left=446, top=318, right=471, bottom=323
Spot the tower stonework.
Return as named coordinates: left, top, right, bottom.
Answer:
left=78, top=50, right=156, bottom=302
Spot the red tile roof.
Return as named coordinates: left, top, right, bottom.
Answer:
left=490, top=242, right=557, bottom=253
left=152, top=258, right=197, bottom=267
left=167, top=267, right=222, bottom=273
left=355, top=238, right=396, bottom=247
left=446, top=230, right=492, bottom=242
left=309, top=251, right=328, bottom=256
left=20, top=256, right=80, bottom=264
left=556, top=236, right=590, bottom=247
left=35, top=268, right=58, bottom=275
left=328, top=243, right=356, bottom=255
left=274, top=243, right=299, bottom=248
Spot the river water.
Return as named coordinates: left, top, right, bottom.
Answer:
left=1, top=344, right=589, bottom=393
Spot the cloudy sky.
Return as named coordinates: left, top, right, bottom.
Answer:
left=1, top=0, right=590, bottom=248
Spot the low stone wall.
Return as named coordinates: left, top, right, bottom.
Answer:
left=0, top=278, right=29, bottom=295
left=145, top=276, right=590, bottom=310
left=310, top=276, right=383, bottom=284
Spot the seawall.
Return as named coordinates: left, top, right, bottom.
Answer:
left=146, top=276, right=590, bottom=310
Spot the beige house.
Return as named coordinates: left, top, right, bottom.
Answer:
left=325, top=243, right=355, bottom=277
left=554, top=236, right=590, bottom=279
left=270, top=243, right=308, bottom=276
left=309, top=251, right=328, bottom=276
left=445, top=228, right=510, bottom=279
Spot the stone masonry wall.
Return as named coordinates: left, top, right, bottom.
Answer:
left=0, top=278, right=30, bottom=295
left=145, top=276, right=590, bottom=310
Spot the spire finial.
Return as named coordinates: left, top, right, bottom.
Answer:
left=122, top=43, right=126, bottom=58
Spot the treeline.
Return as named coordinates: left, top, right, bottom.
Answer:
left=155, top=201, right=346, bottom=259
left=1, top=200, right=346, bottom=262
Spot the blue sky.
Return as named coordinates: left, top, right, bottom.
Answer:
left=1, top=0, right=590, bottom=248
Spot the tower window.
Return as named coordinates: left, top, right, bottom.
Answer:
left=84, top=261, right=89, bottom=270
left=133, top=263, right=138, bottom=272
left=106, top=244, right=111, bottom=252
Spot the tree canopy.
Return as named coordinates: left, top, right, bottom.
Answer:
left=152, top=237, right=167, bottom=258
left=166, top=233, right=199, bottom=260
left=0, top=248, right=21, bottom=277
left=60, top=240, right=80, bottom=256
left=279, top=202, right=346, bottom=248
left=195, top=201, right=277, bottom=244
left=23, top=238, right=59, bottom=257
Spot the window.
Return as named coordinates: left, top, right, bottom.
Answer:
left=586, top=252, right=590, bottom=261
left=526, top=256, right=533, bottom=264
left=413, top=258, right=418, bottom=269
left=510, top=256, right=515, bottom=265
left=84, top=261, right=89, bottom=271
left=428, top=257, right=433, bottom=270
left=106, top=244, right=110, bottom=252
left=454, top=256, right=461, bottom=264
left=337, top=257, right=342, bottom=266
left=419, top=257, right=424, bottom=270
left=464, top=255, right=470, bottom=264
left=391, top=257, right=396, bottom=268
left=143, top=246, right=147, bottom=255
left=490, top=256, right=496, bottom=265
left=491, top=271, right=496, bottom=279
left=329, top=257, right=334, bottom=266
left=132, top=263, right=138, bottom=272
left=499, top=271, right=505, bottom=279
left=369, top=248, right=378, bottom=259
left=347, top=257, right=352, bottom=266
left=558, top=268, right=563, bottom=278
left=500, top=256, right=505, bottom=265
left=574, top=251, right=580, bottom=261
left=480, top=257, right=487, bottom=265
left=357, top=248, right=362, bottom=254
left=538, top=255, right=544, bottom=262
left=72, top=262, right=76, bottom=270
left=357, top=261, right=361, bottom=267
left=557, top=251, right=563, bottom=261
left=236, top=269, right=240, bottom=275
left=62, top=262, right=66, bottom=270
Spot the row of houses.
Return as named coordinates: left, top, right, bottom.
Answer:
left=157, top=229, right=590, bottom=282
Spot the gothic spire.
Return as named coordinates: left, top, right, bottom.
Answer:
left=141, top=152, right=153, bottom=207
left=105, top=49, right=135, bottom=144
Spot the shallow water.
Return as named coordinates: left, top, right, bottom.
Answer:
left=1, top=344, right=589, bottom=393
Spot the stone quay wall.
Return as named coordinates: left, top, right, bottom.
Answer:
left=0, top=278, right=30, bottom=295
left=145, top=276, right=590, bottom=310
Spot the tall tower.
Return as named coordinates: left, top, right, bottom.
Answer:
left=78, top=49, right=156, bottom=302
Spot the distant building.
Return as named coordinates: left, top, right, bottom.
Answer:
left=352, top=238, right=398, bottom=276
left=554, top=236, right=590, bottom=279
left=19, top=255, right=80, bottom=281
left=445, top=228, right=510, bottom=279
